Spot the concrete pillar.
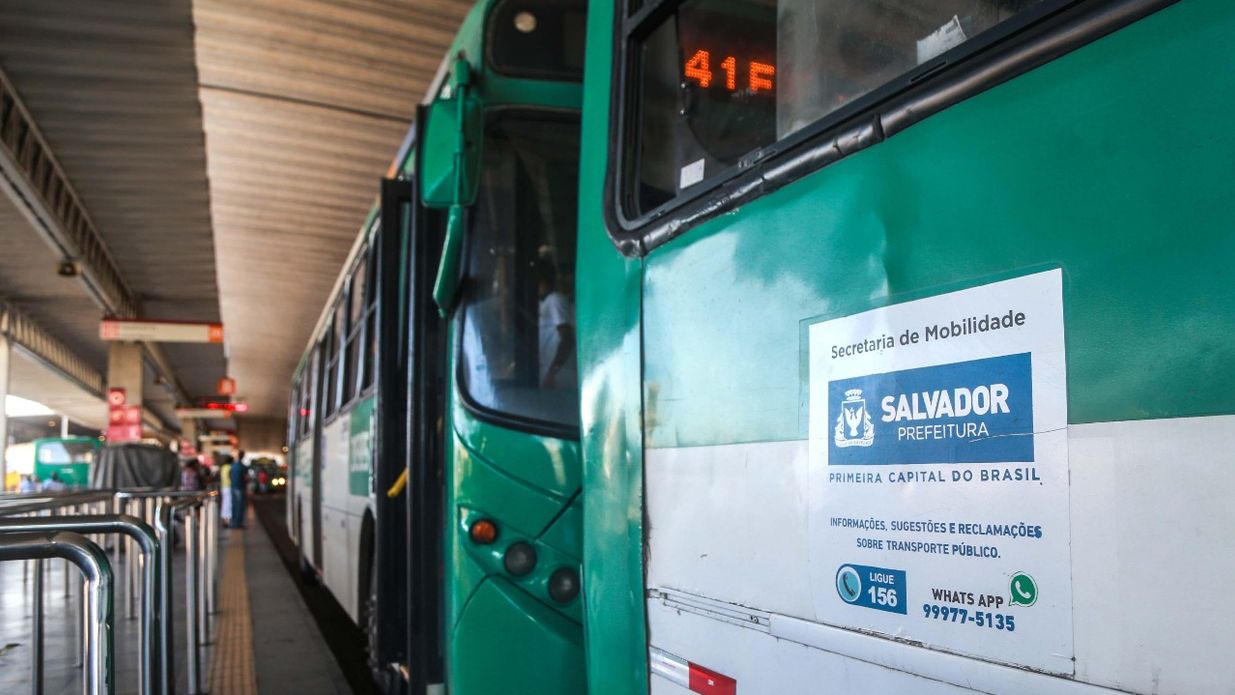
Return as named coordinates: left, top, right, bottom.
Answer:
left=236, top=416, right=288, bottom=454
left=107, top=341, right=143, bottom=436
left=0, top=332, right=9, bottom=490
left=180, top=418, right=198, bottom=454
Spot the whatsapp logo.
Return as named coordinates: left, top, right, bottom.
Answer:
left=1010, top=572, right=1038, bottom=607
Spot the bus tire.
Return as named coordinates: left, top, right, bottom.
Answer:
left=299, top=554, right=318, bottom=586
left=362, top=559, right=392, bottom=692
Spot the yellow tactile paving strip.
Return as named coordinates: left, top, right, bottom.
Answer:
left=207, top=526, right=258, bottom=695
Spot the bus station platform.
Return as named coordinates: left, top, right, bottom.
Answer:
left=0, top=494, right=350, bottom=695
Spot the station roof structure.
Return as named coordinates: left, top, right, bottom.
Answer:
left=0, top=0, right=470, bottom=441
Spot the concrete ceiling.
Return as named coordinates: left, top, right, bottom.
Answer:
left=0, top=192, right=103, bottom=369
left=195, top=0, right=471, bottom=417
left=0, top=0, right=472, bottom=436
left=8, top=350, right=106, bottom=432
left=0, top=0, right=223, bottom=429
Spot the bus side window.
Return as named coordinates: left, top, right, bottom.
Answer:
left=290, top=381, right=301, bottom=439
left=344, top=247, right=367, bottom=401
left=300, top=349, right=317, bottom=438
left=457, top=114, right=581, bottom=432
left=626, top=0, right=1045, bottom=218
left=361, top=236, right=379, bottom=392
left=325, top=301, right=346, bottom=416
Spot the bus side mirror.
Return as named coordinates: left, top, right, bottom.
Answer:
left=422, top=57, right=481, bottom=208
left=432, top=205, right=466, bottom=317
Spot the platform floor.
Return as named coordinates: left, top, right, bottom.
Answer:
left=0, top=501, right=351, bottom=694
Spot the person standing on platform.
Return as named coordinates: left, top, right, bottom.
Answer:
left=180, top=460, right=202, bottom=491
left=219, top=455, right=234, bottom=526
left=229, top=450, right=249, bottom=529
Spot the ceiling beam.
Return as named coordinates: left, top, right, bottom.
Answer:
left=0, top=300, right=104, bottom=398
left=0, top=65, right=138, bottom=318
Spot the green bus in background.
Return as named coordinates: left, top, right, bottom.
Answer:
left=33, top=436, right=99, bottom=488
left=289, top=0, right=1235, bottom=693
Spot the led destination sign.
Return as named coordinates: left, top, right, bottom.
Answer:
left=683, top=49, right=775, bottom=93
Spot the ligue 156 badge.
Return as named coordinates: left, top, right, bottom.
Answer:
left=834, top=388, right=874, bottom=448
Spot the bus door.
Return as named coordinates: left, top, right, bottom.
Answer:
left=311, top=338, right=327, bottom=571
left=367, top=165, right=447, bottom=692
left=382, top=151, right=450, bottom=694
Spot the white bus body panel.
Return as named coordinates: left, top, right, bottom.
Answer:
left=293, top=439, right=313, bottom=550
left=321, top=414, right=357, bottom=622
left=645, top=416, right=1235, bottom=694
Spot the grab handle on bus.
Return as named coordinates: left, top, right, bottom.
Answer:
left=386, top=468, right=408, bottom=499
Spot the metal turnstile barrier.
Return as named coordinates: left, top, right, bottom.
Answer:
left=153, top=491, right=217, bottom=695
left=0, top=488, right=219, bottom=695
left=0, top=514, right=159, bottom=695
left=0, top=531, right=113, bottom=695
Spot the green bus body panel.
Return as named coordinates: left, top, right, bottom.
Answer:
left=576, top=2, right=650, bottom=693
left=451, top=578, right=585, bottom=694
left=32, top=437, right=98, bottom=488
left=348, top=395, right=375, bottom=496
left=579, top=0, right=1235, bottom=692
left=444, top=334, right=586, bottom=691
left=452, top=433, right=573, bottom=537
left=643, top=0, right=1235, bottom=450
left=453, top=397, right=582, bottom=500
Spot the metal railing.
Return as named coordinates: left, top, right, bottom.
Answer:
left=0, top=531, right=112, bottom=695
left=0, top=514, right=158, bottom=694
left=150, top=491, right=218, bottom=695
left=0, top=489, right=220, bottom=695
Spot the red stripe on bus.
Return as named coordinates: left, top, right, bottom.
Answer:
left=688, top=662, right=736, bottom=695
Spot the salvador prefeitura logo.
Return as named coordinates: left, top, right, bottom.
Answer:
left=834, top=388, right=875, bottom=448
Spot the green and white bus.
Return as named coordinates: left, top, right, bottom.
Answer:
left=5, top=438, right=98, bottom=491
left=292, top=0, right=1235, bottom=693
left=34, top=437, right=98, bottom=488
left=576, top=0, right=1235, bottom=693
left=287, top=1, right=586, bottom=693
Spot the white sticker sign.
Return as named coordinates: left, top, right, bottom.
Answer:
left=807, top=269, right=1071, bottom=674
left=679, top=158, right=705, bottom=189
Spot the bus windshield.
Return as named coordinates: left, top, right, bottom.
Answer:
left=459, top=112, right=581, bottom=432
left=37, top=440, right=97, bottom=465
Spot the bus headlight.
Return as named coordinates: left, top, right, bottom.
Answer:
left=503, top=541, right=537, bottom=576
left=548, top=567, right=579, bottom=603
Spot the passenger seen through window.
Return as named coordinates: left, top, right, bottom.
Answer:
left=459, top=114, right=581, bottom=430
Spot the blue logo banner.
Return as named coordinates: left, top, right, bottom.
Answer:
left=836, top=563, right=907, bottom=614
left=828, top=353, right=1033, bottom=465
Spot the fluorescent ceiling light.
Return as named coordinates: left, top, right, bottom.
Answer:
left=5, top=395, right=55, bottom=418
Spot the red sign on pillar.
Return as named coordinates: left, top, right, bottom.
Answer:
left=106, top=388, right=142, bottom=442
left=217, top=377, right=236, bottom=396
